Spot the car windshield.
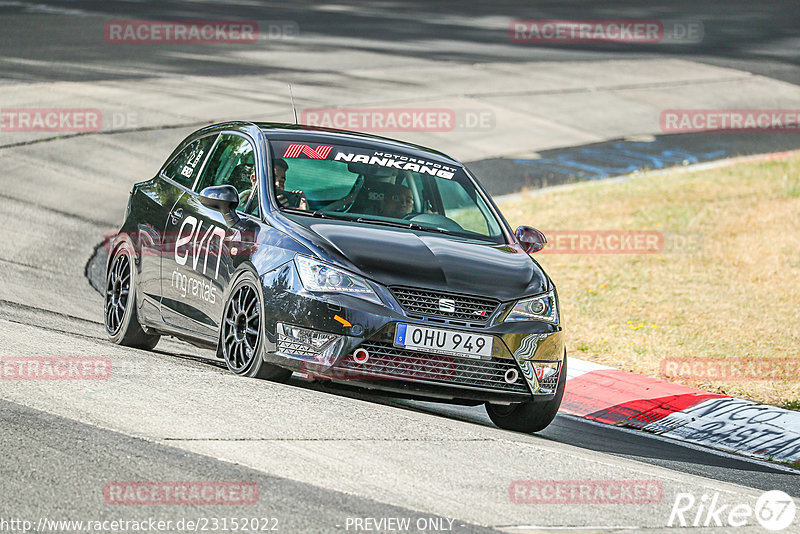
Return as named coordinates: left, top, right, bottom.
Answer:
left=268, top=141, right=506, bottom=243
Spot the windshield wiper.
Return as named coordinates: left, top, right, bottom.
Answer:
left=355, top=217, right=452, bottom=235
left=285, top=211, right=453, bottom=236
left=283, top=208, right=348, bottom=221
left=411, top=224, right=453, bottom=235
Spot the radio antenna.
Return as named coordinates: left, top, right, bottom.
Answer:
left=288, top=84, right=298, bottom=124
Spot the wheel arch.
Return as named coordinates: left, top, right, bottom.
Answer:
left=215, top=261, right=262, bottom=357
left=105, top=232, right=151, bottom=332
left=105, top=232, right=140, bottom=276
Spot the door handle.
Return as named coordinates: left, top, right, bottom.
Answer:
left=170, top=207, right=183, bottom=225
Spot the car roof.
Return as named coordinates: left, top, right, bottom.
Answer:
left=191, top=121, right=463, bottom=167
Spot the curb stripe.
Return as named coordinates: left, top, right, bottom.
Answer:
left=562, top=368, right=725, bottom=425
left=565, top=359, right=800, bottom=463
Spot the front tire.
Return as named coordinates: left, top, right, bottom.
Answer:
left=486, top=353, right=567, bottom=433
left=104, top=242, right=160, bottom=350
left=220, top=271, right=291, bottom=382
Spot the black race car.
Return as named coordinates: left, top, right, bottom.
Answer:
left=105, top=122, right=566, bottom=432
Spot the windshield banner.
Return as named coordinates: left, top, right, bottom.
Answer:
left=271, top=141, right=461, bottom=180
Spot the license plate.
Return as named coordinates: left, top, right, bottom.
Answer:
left=394, top=324, right=493, bottom=360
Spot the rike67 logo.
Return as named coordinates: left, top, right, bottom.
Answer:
left=669, top=490, right=796, bottom=531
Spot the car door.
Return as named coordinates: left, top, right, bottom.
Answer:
left=160, top=132, right=263, bottom=339
left=136, top=134, right=216, bottom=326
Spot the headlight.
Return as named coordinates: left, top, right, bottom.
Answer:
left=504, top=291, right=558, bottom=324
left=294, top=255, right=382, bottom=305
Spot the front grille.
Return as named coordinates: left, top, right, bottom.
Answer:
left=391, top=287, right=500, bottom=324
left=334, top=341, right=529, bottom=394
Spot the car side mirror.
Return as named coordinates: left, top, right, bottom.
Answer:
left=515, top=226, right=546, bottom=254
left=199, top=185, right=240, bottom=226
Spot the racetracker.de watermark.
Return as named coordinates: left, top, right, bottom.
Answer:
left=0, top=108, right=101, bottom=132
left=660, top=358, right=800, bottom=382
left=1, top=517, right=279, bottom=533
left=0, top=357, right=111, bottom=380
left=104, top=20, right=298, bottom=44
left=99, top=229, right=702, bottom=258
left=661, top=109, right=800, bottom=133
left=539, top=230, right=663, bottom=254
left=510, top=19, right=703, bottom=44
left=299, top=357, right=458, bottom=383
left=534, top=231, right=704, bottom=254
left=509, top=480, right=663, bottom=504
left=103, top=482, right=259, bottom=506
left=300, top=108, right=495, bottom=132
left=0, top=109, right=143, bottom=133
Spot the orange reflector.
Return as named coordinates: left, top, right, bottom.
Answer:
left=334, top=315, right=352, bottom=327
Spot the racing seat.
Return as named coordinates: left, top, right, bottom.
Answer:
left=348, top=181, right=398, bottom=216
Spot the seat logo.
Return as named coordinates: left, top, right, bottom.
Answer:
left=282, top=144, right=333, bottom=159
left=438, top=298, right=456, bottom=313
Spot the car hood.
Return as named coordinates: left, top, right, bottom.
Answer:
left=288, top=218, right=548, bottom=302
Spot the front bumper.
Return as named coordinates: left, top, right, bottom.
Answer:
left=259, top=261, right=565, bottom=403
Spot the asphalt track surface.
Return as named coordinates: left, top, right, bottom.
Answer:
left=1, top=1, right=799, bottom=533
left=1, top=0, right=798, bottom=85
left=470, top=132, right=800, bottom=195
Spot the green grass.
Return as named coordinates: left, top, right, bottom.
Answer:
left=498, top=154, right=800, bottom=408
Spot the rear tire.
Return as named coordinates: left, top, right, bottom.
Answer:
left=486, top=353, right=567, bottom=433
left=220, top=271, right=291, bottom=382
left=104, top=242, right=160, bottom=350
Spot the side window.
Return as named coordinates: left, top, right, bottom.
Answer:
left=195, top=134, right=257, bottom=214
left=411, top=175, right=437, bottom=213
left=245, top=188, right=260, bottom=217
left=161, top=136, right=216, bottom=188
left=437, top=178, right=501, bottom=236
